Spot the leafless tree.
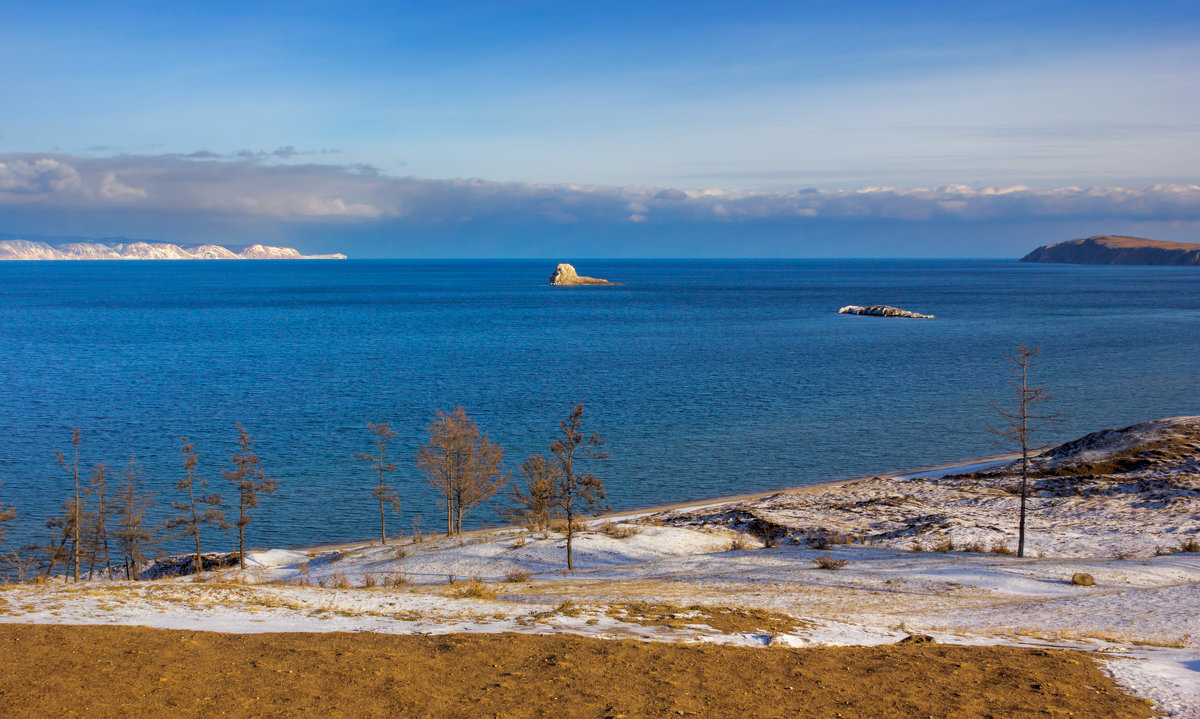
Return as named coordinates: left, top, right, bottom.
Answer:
left=503, top=454, right=561, bottom=531
left=989, top=345, right=1056, bottom=558
left=0, top=483, right=17, bottom=580
left=224, top=423, right=278, bottom=569
left=82, top=463, right=112, bottom=580
left=42, top=496, right=83, bottom=579
left=0, top=482, right=14, bottom=549
left=416, top=407, right=509, bottom=535
left=53, top=428, right=82, bottom=581
left=549, top=403, right=609, bottom=571
left=114, top=456, right=156, bottom=580
left=357, top=422, right=402, bottom=544
left=164, top=438, right=228, bottom=575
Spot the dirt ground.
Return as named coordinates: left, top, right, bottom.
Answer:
left=0, top=624, right=1155, bottom=718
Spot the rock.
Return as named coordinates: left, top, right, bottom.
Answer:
left=1020, top=235, right=1200, bottom=266
left=838, top=305, right=934, bottom=319
left=549, top=263, right=617, bottom=286
left=896, top=634, right=936, bottom=645
left=1070, top=572, right=1095, bottom=586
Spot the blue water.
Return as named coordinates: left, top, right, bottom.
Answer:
left=1, top=259, right=1198, bottom=554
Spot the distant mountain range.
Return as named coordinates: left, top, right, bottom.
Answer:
left=0, top=233, right=346, bottom=260
left=1021, top=235, right=1200, bottom=266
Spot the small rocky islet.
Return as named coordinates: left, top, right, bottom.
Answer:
left=548, top=263, right=618, bottom=286
left=838, top=305, right=934, bottom=319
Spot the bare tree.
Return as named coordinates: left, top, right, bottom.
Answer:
left=164, top=438, right=228, bottom=575
left=503, top=454, right=561, bottom=531
left=357, top=422, right=401, bottom=544
left=224, top=423, right=278, bottom=569
left=0, top=482, right=14, bottom=549
left=549, top=403, right=609, bottom=571
left=989, top=345, right=1056, bottom=558
left=114, top=456, right=156, bottom=580
left=416, top=407, right=508, bottom=535
left=43, top=495, right=84, bottom=579
left=82, top=463, right=112, bottom=580
left=53, top=428, right=82, bottom=581
left=0, top=484, right=17, bottom=580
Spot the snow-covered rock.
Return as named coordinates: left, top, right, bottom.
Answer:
left=838, top=305, right=934, bottom=319
left=549, top=263, right=617, bottom=285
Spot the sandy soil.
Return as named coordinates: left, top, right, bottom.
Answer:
left=0, top=624, right=1155, bottom=719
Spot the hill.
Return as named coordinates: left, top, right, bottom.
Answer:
left=1020, top=235, right=1200, bottom=265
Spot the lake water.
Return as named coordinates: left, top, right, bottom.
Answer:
left=1, top=259, right=1197, bottom=554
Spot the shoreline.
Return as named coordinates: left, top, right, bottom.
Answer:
left=295, top=450, right=1021, bottom=554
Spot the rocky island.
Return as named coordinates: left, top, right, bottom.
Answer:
left=0, top=238, right=347, bottom=260
left=1020, top=235, right=1200, bottom=266
left=548, top=263, right=618, bottom=285
left=838, top=305, right=934, bottom=319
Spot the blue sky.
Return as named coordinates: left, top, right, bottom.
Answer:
left=2, top=1, right=1199, bottom=256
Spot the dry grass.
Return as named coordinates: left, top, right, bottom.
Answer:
left=813, top=555, right=848, bottom=570
left=599, top=522, right=641, bottom=539
left=606, top=602, right=810, bottom=635
left=446, top=576, right=499, bottom=600
left=727, top=534, right=751, bottom=551
left=503, top=569, right=532, bottom=583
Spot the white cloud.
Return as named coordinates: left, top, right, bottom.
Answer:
left=2, top=153, right=1200, bottom=226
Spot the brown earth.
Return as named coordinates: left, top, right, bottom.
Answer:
left=0, top=624, right=1155, bottom=718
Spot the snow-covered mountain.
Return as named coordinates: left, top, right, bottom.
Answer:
left=0, top=238, right=346, bottom=260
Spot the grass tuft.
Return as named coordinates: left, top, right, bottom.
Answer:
left=813, top=555, right=848, bottom=570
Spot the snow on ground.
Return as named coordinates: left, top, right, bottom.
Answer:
left=2, top=416, right=1198, bottom=715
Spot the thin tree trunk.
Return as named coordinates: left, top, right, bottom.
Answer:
left=73, top=447, right=80, bottom=583
left=565, top=504, right=574, bottom=571
left=1018, top=442, right=1028, bottom=558
left=189, top=487, right=202, bottom=575
left=379, top=496, right=387, bottom=545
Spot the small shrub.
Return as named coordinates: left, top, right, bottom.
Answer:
left=361, top=573, right=377, bottom=588
left=393, top=547, right=408, bottom=559
left=1113, top=548, right=1134, bottom=560
left=504, top=569, right=532, bottom=583
left=447, top=575, right=498, bottom=600
left=989, top=542, right=1015, bottom=556
left=808, top=532, right=857, bottom=550
left=963, top=541, right=990, bottom=554
left=1179, top=537, right=1200, bottom=553
left=549, top=518, right=586, bottom=534
left=509, top=534, right=527, bottom=548
left=930, top=535, right=954, bottom=552
left=728, top=534, right=750, bottom=552
left=813, top=554, right=848, bottom=570
left=328, top=571, right=351, bottom=589
left=386, top=572, right=410, bottom=587
left=600, top=522, right=641, bottom=539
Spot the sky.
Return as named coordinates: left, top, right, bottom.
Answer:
left=1, top=0, right=1199, bottom=257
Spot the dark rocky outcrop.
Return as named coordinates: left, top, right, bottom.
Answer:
left=1020, top=235, right=1200, bottom=266
left=838, top=305, right=934, bottom=319
left=549, top=263, right=618, bottom=286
